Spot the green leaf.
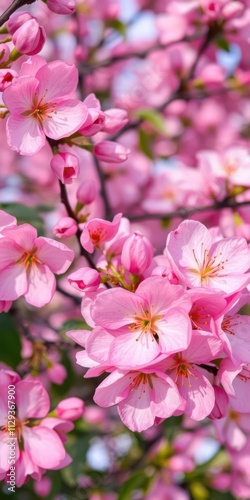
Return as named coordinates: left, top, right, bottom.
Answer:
left=138, top=128, right=154, bottom=159
left=0, top=313, right=21, bottom=368
left=61, top=436, right=90, bottom=486
left=216, top=37, right=230, bottom=52
left=106, top=19, right=127, bottom=37
left=118, top=471, right=149, bottom=500
left=134, top=109, right=167, bottom=134
left=0, top=203, right=44, bottom=235
left=60, top=318, right=93, bottom=335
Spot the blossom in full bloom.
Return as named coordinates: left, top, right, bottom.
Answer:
left=3, top=57, right=88, bottom=155
left=166, top=220, right=250, bottom=294
left=0, top=222, right=74, bottom=307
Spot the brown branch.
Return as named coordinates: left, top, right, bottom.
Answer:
left=79, top=32, right=206, bottom=74
left=0, top=0, right=36, bottom=28
left=124, top=199, right=250, bottom=222
left=58, top=181, right=98, bottom=270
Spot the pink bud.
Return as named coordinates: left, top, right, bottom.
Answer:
left=68, top=267, right=100, bottom=291
left=56, top=397, right=85, bottom=421
left=46, top=0, right=76, bottom=15
left=121, top=232, right=154, bottom=274
left=209, top=386, right=229, bottom=420
left=34, top=477, right=52, bottom=497
left=7, top=11, right=33, bottom=34
left=53, top=217, right=78, bottom=238
left=48, top=363, right=67, bottom=384
left=50, top=153, right=80, bottom=184
left=94, top=141, right=129, bottom=163
left=0, top=69, right=17, bottom=91
left=77, top=180, right=98, bottom=204
left=12, top=19, right=46, bottom=56
left=102, top=108, right=128, bottom=134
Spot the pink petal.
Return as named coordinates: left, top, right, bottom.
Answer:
left=0, top=241, right=21, bottom=270
left=118, top=381, right=153, bottom=432
left=36, top=237, right=74, bottom=273
left=42, top=100, right=88, bottom=139
left=94, top=370, right=130, bottom=407
left=109, top=331, right=161, bottom=368
left=25, top=263, right=56, bottom=307
left=157, top=309, right=192, bottom=355
left=6, top=114, right=45, bottom=156
left=23, top=425, right=66, bottom=469
left=15, top=381, right=50, bottom=420
left=151, top=373, right=183, bottom=418
left=0, top=263, right=27, bottom=300
left=176, top=368, right=215, bottom=420
left=3, top=76, right=39, bottom=114
left=91, top=288, right=143, bottom=329
left=36, top=61, right=79, bottom=101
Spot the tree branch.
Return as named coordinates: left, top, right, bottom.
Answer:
left=124, top=199, right=250, bottom=222
left=0, top=0, right=36, bottom=28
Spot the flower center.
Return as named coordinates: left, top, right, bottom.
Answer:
left=129, top=307, right=162, bottom=342
left=191, top=244, right=228, bottom=284
left=128, top=372, right=155, bottom=398
left=171, top=353, right=196, bottom=388
left=189, top=303, right=211, bottom=330
left=221, top=315, right=241, bottom=336
left=15, top=247, right=42, bottom=268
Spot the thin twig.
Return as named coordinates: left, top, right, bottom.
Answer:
left=124, top=198, right=250, bottom=222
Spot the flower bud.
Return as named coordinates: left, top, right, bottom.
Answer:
left=68, top=267, right=100, bottom=291
left=34, top=477, right=52, bottom=498
left=48, top=363, right=67, bottom=384
left=12, top=19, right=46, bottom=56
left=77, top=180, right=98, bottom=205
left=7, top=11, right=33, bottom=34
left=209, top=386, right=229, bottom=420
left=47, top=0, right=76, bottom=15
left=102, top=108, right=128, bottom=134
left=56, top=397, right=85, bottom=421
left=50, top=153, right=80, bottom=184
left=94, top=141, right=129, bottom=163
left=53, top=217, right=78, bottom=238
left=121, top=232, right=154, bottom=274
left=0, top=69, right=17, bottom=91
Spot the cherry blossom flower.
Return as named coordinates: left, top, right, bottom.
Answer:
left=166, top=220, right=250, bottom=294
left=88, top=276, right=192, bottom=368
left=0, top=223, right=74, bottom=307
left=3, top=58, right=88, bottom=155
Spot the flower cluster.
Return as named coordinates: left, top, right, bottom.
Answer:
left=67, top=218, right=250, bottom=433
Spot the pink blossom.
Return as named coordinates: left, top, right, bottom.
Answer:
left=209, top=385, right=229, bottom=420
left=56, top=397, right=85, bottom=421
left=80, top=213, right=122, bottom=253
left=7, top=11, right=33, bottom=34
left=0, top=372, right=70, bottom=486
left=77, top=179, right=98, bottom=204
left=0, top=223, right=74, bottom=307
left=3, top=58, right=88, bottom=156
left=166, top=220, right=250, bottom=294
left=12, top=18, right=46, bottom=56
left=121, top=232, right=154, bottom=275
left=0, top=69, right=17, bottom=91
left=47, top=0, right=76, bottom=15
left=79, top=93, right=107, bottom=137
left=94, top=141, right=130, bottom=163
left=94, top=366, right=184, bottom=432
left=53, top=217, right=78, bottom=238
left=50, top=152, right=80, bottom=184
left=102, top=108, right=128, bottom=134
left=163, top=331, right=222, bottom=420
left=68, top=267, right=100, bottom=291
left=88, top=276, right=192, bottom=368
left=219, top=358, right=250, bottom=413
